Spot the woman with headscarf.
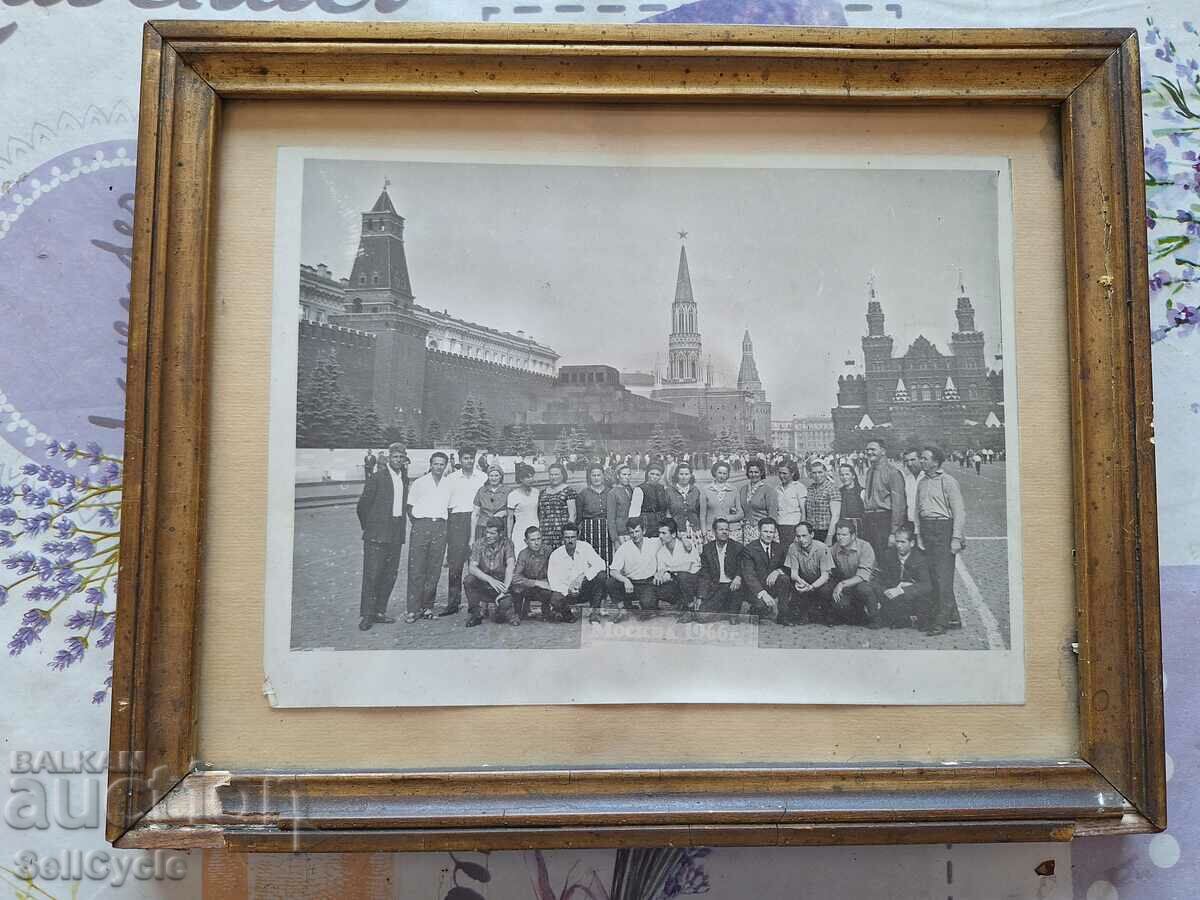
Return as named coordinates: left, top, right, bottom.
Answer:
left=507, top=463, right=540, bottom=554
left=667, top=461, right=702, bottom=540
left=577, top=464, right=613, bottom=563
left=537, top=461, right=577, bottom=552
left=738, top=458, right=779, bottom=545
left=472, top=464, right=510, bottom=541
left=699, top=460, right=743, bottom=540
left=637, top=462, right=670, bottom=536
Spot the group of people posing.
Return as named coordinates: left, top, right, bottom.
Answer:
left=355, top=439, right=970, bottom=636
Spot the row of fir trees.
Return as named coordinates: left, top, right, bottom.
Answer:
left=296, top=360, right=769, bottom=456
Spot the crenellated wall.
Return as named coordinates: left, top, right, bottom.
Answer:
left=422, top=349, right=558, bottom=434
left=297, top=320, right=377, bottom=410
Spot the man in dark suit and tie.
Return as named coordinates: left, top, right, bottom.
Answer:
left=356, top=442, right=409, bottom=632
left=871, top=524, right=935, bottom=630
left=695, top=517, right=745, bottom=619
left=738, top=517, right=791, bottom=621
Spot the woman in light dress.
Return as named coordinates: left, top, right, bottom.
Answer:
left=507, top=463, right=540, bottom=551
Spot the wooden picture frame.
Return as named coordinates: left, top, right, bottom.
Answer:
left=107, top=21, right=1164, bottom=850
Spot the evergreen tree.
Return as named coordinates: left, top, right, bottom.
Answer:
left=513, top=424, right=539, bottom=457
left=668, top=428, right=688, bottom=456
left=382, top=409, right=412, bottom=446
left=553, top=427, right=571, bottom=458
left=475, top=404, right=496, bottom=449
left=296, top=359, right=375, bottom=449
left=456, top=398, right=477, bottom=447
left=455, top=397, right=496, bottom=449
left=568, top=426, right=592, bottom=457
left=357, top=406, right=385, bottom=447
left=494, top=429, right=518, bottom=458
left=425, top=420, right=443, bottom=447
left=710, top=425, right=738, bottom=457
left=648, top=423, right=669, bottom=456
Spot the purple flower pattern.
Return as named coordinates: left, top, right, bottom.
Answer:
left=1145, top=18, right=1200, bottom=340
left=1, top=437, right=120, bottom=701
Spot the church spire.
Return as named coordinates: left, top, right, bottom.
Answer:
left=737, top=329, right=765, bottom=400
left=666, top=233, right=702, bottom=383
left=674, top=243, right=694, bottom=303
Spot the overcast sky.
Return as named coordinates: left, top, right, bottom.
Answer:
left=299, top=158, right=1006, bottom=419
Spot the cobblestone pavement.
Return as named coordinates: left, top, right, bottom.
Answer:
left=290, top=463, right=1011, bottom=652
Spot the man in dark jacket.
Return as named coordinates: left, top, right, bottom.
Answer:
left=738, top=517, right=791, bottom=620
left=872, top=524, right=935, bottom=630
left=355, top=442, right=409, bottom=632
left=696, top=517, right=744, bottom=618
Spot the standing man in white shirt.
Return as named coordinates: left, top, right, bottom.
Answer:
left=901, top=447, right=924, bottom=530
left=547, top=522, right=606, bottom=622
left=439, top=445, right=488, bottom=618
left=355, top=442, right=409, bottom=632
left=404, top=451, right=453, bottom=624
left=606, top=519, right=662, bottom=622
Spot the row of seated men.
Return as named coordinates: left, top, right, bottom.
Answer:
left=463, top=513, right=938, bottom=632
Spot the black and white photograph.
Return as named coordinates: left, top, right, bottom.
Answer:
left=263, top=148, right=1023, bottom=707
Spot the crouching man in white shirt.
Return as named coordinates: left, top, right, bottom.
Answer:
left=548, top=521, right=607, bottom=624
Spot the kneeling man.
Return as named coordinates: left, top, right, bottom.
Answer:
left=547, top=522, right=605, bottom=623
left=828, top=519, right=882, bottom=627
left=653, top=518, right=701, bottom=621
left=697, top=518, right=744, bottom=618
left=606, top=519, right=662, bottom=622
left=463, top=519, right=516, bottom=627
left=871, top=524, right=934, bottom=630
left=512, top=526, right=577, bottom=623
left=784, top=520, right=835, bottom=625
left=739, top=518, right=791, bottom=621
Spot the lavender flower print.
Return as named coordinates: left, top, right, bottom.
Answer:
left=1144, top=17, right=1200, bottom=337
left=1, top=437, right=121, bottom=700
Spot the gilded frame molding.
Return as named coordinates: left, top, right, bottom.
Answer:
left=106, top=22, right=1164, bottom=850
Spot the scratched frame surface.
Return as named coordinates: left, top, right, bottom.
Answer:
left=106, top=22, right=1163, bottom=851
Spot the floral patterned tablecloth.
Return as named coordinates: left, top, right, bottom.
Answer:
left=1, top=1, right=1195, bottom=897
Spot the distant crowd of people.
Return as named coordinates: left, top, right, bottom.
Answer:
left=355, top=438, right=991, bottom=636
